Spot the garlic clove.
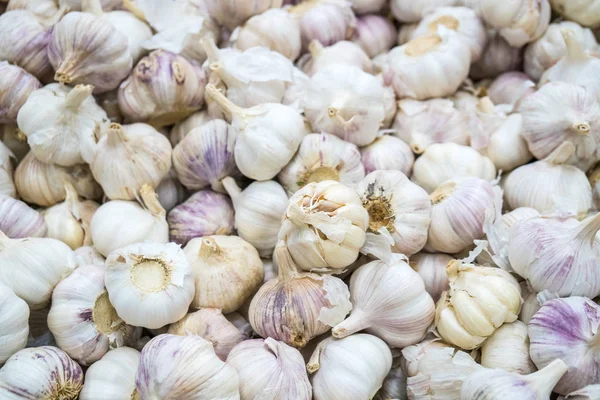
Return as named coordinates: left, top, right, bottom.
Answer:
left=0, top=61, right=41, bottom=125
left=349, top=0, right=386, bottom=14
left=0, top=283, right=29, bottom=365
left=480, top=320, right=536, bottom=374
left=0, top=194, right=47, bottom=238
left=360, top=134, right=415, bottom=176
left=80, top=347, right=140, bottom=400
left=410, top=253, right=452, bottom=303
left=352, top=14, right=397, bottom=58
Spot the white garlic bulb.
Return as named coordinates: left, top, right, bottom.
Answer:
left=105, top=242, right=194, bottom=329
left=360, top=134, right=414, bottom=176
left=48, top=264, right=137, bottom=365
left=562, top=385, right=600, bottom=400
left=0, top=62, right=41, bottom=124
left=550, top=0, right=600, bottom=28
left=184, top=235, right=264, bottom=313
left=80, top=347, right=140, bottom=400
left=383, top=29, right=471, bottom=100
left=103, top=10, right=152, bottom=63
left=91, top=122, right=172, bottom=200
left=390, top=0, right=457, bottom=22
left=393, top=98, right=470, bottom=154
left=18, top=83, right=108, bottom=166
left=206, top=84, right=305, bottom=181
left=435, top=259, right=523, bottom=350
left=0, top=141, right=15, bottom=198
left=410, top=253, right=451, bottom=302
left=226, top=338, right=312, bottom=400
left=222, top=177, right=288, bottom=258
left=0, top=283, right=28, bottom=365
left=303, top=64, right=384, bottom=146
left=487, top=71, right=535, bottom=110
left=0, top=194, right=46, bottom=238
left=0, top=346, right=83, bottom=399
left=6, top=0, right=63, bottom=24
left=291, top=0, right=356, bottom=50
left=204, top=0, right=280, bottom=31
left=90, top=185, right=168, bottom=257
left=480, top=320, right=536, bottom=374
left=352, top=14, right=397, bottom=58
left=136, top=334, right=240, bottom=399
left=299, top=40, right=373, bottom=76
left=308, top=334, right=393, bottom=400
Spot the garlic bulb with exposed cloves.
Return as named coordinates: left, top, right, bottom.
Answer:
left=118, top=50, right=207, bottom=127
left=352, top=14, right=396, bottom=58
left=435, top=259, right=523, bottom=350
left=18, top=83, right=108, bottom=166
left=169, top=110, right=213, bottom=147
left=206, top=84, right=305, bottom=181
left=172, top=119, right=239, bottom=193
left=410, top=253, right=451, bottom=302
left=222, top=177, right=287, bottom=258
left=48, top=264, right=137, bottom=365
left=480, top=0, right=550, bottom=47
left=470, top=31, right=523, bottom=80
left=14, top=152, right=102, bottom=207
left=360, top=134, right=414, bottom=176
left=550, top=0, right=600, bottom=28
left=184, top=235, right=263, bottom=313
left=0, top=195, right=46, bottom=238
left=0, top=233, right=75, bottom=309
left=227, top=338, right=312, bottom=400
left=0, top=141, right=14, bottom=198
left=204, top=0, right=281, bottom=31
left=308, top=334, right=392, bottom=400
left=390, top=0, right=457, bottom=22
left=168, top=190, right=234, bottom=246
left=487, top=71, right=535, bottom=110
left=333, top=255, right=435, bottom=348
left=105, top=242, right=194, bottom=329
left=90, top=185, right=168, bottom=257
left=480, top=320, right=536, bottom=374
left=0, top=283, right=28, bottom=365
left=91, top=123, right=172, bottom=200
left=0, top=62, right=40, bottom=124
left=291, top=0, right=356, bottom=50
left=80, top=347, right=140, bottom=400
left=299, top=40, right=373, bottom=76
left=0, top=346, right=83, bottom=399
left=249, top=243, right=351, bottom=348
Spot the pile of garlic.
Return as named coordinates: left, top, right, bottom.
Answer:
left=2, top=0, right=600, bottom=398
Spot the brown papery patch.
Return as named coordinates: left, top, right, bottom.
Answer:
left=404, top=35, right=442, bottom=57
left=430, top=182, right=456, bottom=205
left=93, top=290, right=121, bottom=335
left=305, top=166, right=340, bottom=185
left=428, top=16, right=460, bottom=32
left=364, top=197, right=395, bottom=233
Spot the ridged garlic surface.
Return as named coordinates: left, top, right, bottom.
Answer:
left=0, top=283, right=28, bottom=365
left=410, top=253, right=451, bottom=303
left=390, top=0, right=457, bottom=22
left=0, top=195, right=46, bottom=238
left=352, top=14, right=397, bottom=58
left=0, top=61, right=41, bottom=124
left=360, top=134, right=414, bottom=176
left=550, top=0, right=600, bottom=28
left=487, top=71, right=535, bottom=110
left=105, top=242, right=194, bottom=329
left=470, top=30, right=523, bottom=79
left=480, top=320, right=536, bottom=374
left=169, top=110, right=213, bottom=147
left=299, top=40, right=372, bottom=76
left=291, top=0, right=356, bottom=50
left=80, top=347, right=140, bottom=400
left=480, top=0, right=550, bottom=47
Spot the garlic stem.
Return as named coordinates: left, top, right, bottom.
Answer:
left=139, top=184, right=166, bottom=218
left=274, top=241, right=299, bottom=283
left=544, top=141, right=575, bottom=165
left=525, top=359, right=568, bottom=397
left=221, top=177, right=241, bottom=202
left=409, top=131, right=429, bottom=154
left=106, top=123, right=128, bottom=146
left=198, top=237, right=222, bottom=259
left=308, top=40, right=324, bottom=58
left=64, top=85, right=94, bottom=111
left=574, top=212, right=600, bottom=243
left=331, top=309, right=371, bottom=338
left=477, top=97, right=496, bottom=114
left=122, top=0, right=146, bottom=21
left=200, top=38, right=222, bottom=65
left=306, top=336, right=334, bottom=373
left=571, top=122, right=591, bottom=135
left=205, top=84, right=244, bottom=119
left=81, top=0, right=104, bottom=16
left=562, top=29, right=591, bottom=62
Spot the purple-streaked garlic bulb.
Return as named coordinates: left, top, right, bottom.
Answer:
left=0, top=195, right=47, bottom=238
left=360, top=134, right=414, bottom=176
left=352, top=14, right=396, bottom=58
left=169, top=110, right=214, bottom=147
left=0, top=62, right=41, bottom=124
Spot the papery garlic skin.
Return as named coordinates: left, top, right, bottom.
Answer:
left=104, top=11, right=153, bottom=63
left=308, top=334, right=392, bottom=400
left=226, top=338, right=312, bottom=400
left=105, top=242, right=194, bottom=329
left=550, top=0, right=600, bottom=28
left=168, top=189, right=234, bottom=246
left=73, top=246, right=105, bottom=268
left=390, top=0, right=457, bottom=22
left=169, top=110, right=213, bottom=147
left=480, top=320, right=536, bottom=374
left=471, top=31, right=523, bottom=79
left=6, top=0, right=61, bottom=24
left=562, top=384, right=600, bottom=400
left=299, top=40, right=373, bottom=76
left=80, top=347, right=140, bottom=400
left=518, top=281, right=541, bottom=324
left=0, top=62, right=40, bottom=124
left=374, top=360, right=407, bottom=400
left=360, top=134, right=414, bottom=176
left=0, top=283, right=28, bottom=365
left=488, top=72, right=535, bottom=110
left=0, top=346, right=83, bottom=399
left=529, top=296, right=600, bottom=395
left=410, top=253, right=451, bottom=303
left=0, top=141, right=14, bottom=198
left=349, top=0, right=385, bottom=14
left=352, top=14, right=397, bottom=58
left=292, top=0, right=357, bottom=50
left=0, top=195, right=46, bottom=238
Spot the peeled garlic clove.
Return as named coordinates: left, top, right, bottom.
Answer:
left=223, top=177, right=287, bottom=258
left=460, top=359, right=567, bottom=399
left=550, top=0, right=600, bottom=28
left=480, top=320, right=536, bottom=374
left=480, top=0, right=550, bottom=47
left=0, top=346, right=83, bottom=399
left=118, top=50, right=207, bottom=128
left=390, top=0, right=457, bottom=22
left=172, top=119, right=240, bottom=193
left=0, top=62, right=41, bottom=124
left=290, top=0, right=356, bottom=50
left=155, top=171, right=187, bottom=213
left=299, top=40, right=373, bottom=76
left=360, top=134, right=414, bottom=176
left=410, top=253, right=451, bottom=303
left=352, top=14, right=397, bottom=58
left=80, top=347, right=139, bottom=400
left=249, top=243, right=352, bottom=348
left=308, top=334, right=393, bottom=400
left=90, top=185, right=168, bottom=257
left=0, top=283, right=29, bottom=365
left=104, top=10, right=153, bottom=63
left=136, top=334, right=240, bottom=399
left=73, top=245, right=105, bottom=268
left=206, top=84, right=305, bottom=181
left=91, top=123, right=172, bottom=200
left=471, top=31, right=523, bottom=80
left=226, top=338, right=312, bottom=400
left=487, top=71, right=535, bottom=110
left=562, top=384, right=600, bottom=400
left=0, top=194, right=46, bottom=238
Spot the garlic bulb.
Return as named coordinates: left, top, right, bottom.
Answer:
left=222, top=177, right=287, bottom=258
left=360, top=134, right=414, bottom=176
left=278, top=132, right=364, bottom=194
left=155, top=172, right=187, bottom=212
left=136, top=334, right=240, bottom=399
left=48, top=4, right=132, bottom=93
left=204, top=0, right=281, bottom=31
left=282, top=67, right=311, bottom=111
left=470, top=31, right=523, bottom=79
left=231, top=8, right=302, bottom=61
left=80, top=347, right=140, bottom=400
left=0, top=62, right=40, bottom=124
left=504, top=142, right=593, bottom=215
left=487, top=71, right=535, bottom=110
left=509, top=213, right=600, bottom=298
left=519, top=81, right=600, bottom=170
left=0, top=141, right=14, bottom=198
left=91, top=123, right=172, bottom=200
left=169, top=110, right=213, bottom=147
left=410, top=253, right=451, bottom=302
left=0, top=195, right=46, bottom=238
left=279, top=180, right=368, bottom=272
left=352, top=14, right=397, bottom=58
left=460, top=359, right=568, bottom=400
left=0, top=346, right=83, bottom=399
left=104, top=11, right=153, bottom=63
left=184, top=235, right=263, bottom=313
left=0, top=10, right=53, bottom=79
left=390, top=0, right=457, bottom=22
left=303, top=64, right=384, bottom=146
left=480, top=320, right=536, bottom=374
left=410, top=6, right=487, bottom=62
left=42, top=183, right=98, bottom=250
left=291, top=0, right=356, bottom=50
left=227, top=338, right=312, bottom=400
left=480, top=0, right=550, bottom=47
left=206, top=84, right=305, bottom=181
left=168, top=189, right=234, bottom=246
left=14, top=151, right=102, bottom=207
left=172, top=119, right=240, bottom=193
left=525, top=21, right=598, bottom=80
left=0, top=283, right=28, bottom=365
left=562, top=385, right=600, bottom=400
left=73, top=246, right=105, bottom=268
left=6, top=0, right=62, bottom=24
left=249, top=243, right=352, bottom=348
left=118, top=50, right=207, bottom=127
left=550, top=0, right=600, bottom=28
left=299, top=40, right=373, bottom=76
left=168, top=308, right=246, bottom=361
left=393, top=98, right=470, bottom=154
left=383, top=29, right=471, bottom=100
left=105, top=242, right=194, bottom=329
left=308, top=334, right=392, bottom=400
left=90, top=185, right=168, bottom=257
left=435, top=259, right=523, bottom=350
left=333, top=255, right=435, bottom=348
left=413, top=144, right=496, bottom=194
left=48, top=264, right=137, bottom=365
